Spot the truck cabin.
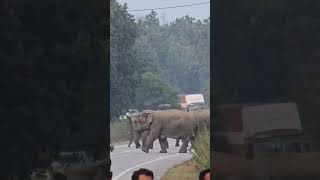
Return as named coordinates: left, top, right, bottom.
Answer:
left=187, top=102, right=206, bottom=112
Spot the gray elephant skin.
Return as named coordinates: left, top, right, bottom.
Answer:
left=192, top=110, right=210, bottom=135
left=175, top=110, right=210, bottom=146
left=138, top=109, right=195, bottom=153
left=127, top=114, right=150, bottom=149
left=128, top=113, right=169, bottom=149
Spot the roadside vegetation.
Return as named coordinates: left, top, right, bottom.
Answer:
left=161, top=160, right=198, bottom=180
left=110, top=119, right=129, bottom=143
left=162, top=128, right=210, bottom=179
left=192, top=128, right=210, bottom=171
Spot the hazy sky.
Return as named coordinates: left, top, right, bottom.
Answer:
left=116, top=0, right=210, bottom=24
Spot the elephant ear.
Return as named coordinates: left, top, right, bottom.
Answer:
left=143, top=112, right=153, bottom=125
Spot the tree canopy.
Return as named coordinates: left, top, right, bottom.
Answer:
left=110, top=6, right=210, bottom=118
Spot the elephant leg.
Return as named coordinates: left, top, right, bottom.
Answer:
left=165, top=138, right=169, bottom=149
left=142, top=130, right=159, bottom=153
left=141, top=131, right=153, bottom=149
left=158, top=137, right=168, bottom=153
left=179, top=138, right=189, bottom=153
left=128, top=139, right=132, bottom=147
left=133, top=132, right=141, bottom=149
left=175, top=138, right=180, bottom=147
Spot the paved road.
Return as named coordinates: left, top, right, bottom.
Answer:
left=110, top=139, right=193, bottom=180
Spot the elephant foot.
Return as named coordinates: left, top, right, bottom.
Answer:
left=160, top=149, right=167, bottom=153
left=136, top=144, right=141, bottom=149
left=179, top=149, right=187, bottom=153
left=149, top=145, right=153, bottom=149
left=142, top=147, right=149, bottom=153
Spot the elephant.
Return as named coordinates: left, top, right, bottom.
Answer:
left=175, top=110, right=210, bottom=146
left=192, top=110, right=210, bottom=136
left=127, top=112, right=169, bottom=150
left=137, top=109, right=196, bottom=153
left=127, top=114, right=151, bottom=149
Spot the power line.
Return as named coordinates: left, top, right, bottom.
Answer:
left=128, top=2, right=210, bottom=12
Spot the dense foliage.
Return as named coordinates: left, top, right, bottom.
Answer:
left=135, top=72, right=179, bottom=110
left=110, top=3, right=210, bottom=119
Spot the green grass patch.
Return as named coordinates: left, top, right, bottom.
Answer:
left=161, top=160, right=198, bottom=180
left=110, top=119, right=129, bottom=143
left=191, top=128, right=210, bottom=172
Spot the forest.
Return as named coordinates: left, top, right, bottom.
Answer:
left=110, top=0, right=210, bottom=119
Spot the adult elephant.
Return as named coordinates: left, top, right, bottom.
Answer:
left=139, top=109, right=195, bottom=153
left=127, top=112, right=169, bottom=150
left=192, top=110, right=210, bottom=135
left=175, top=110, right=210, bottom=146
left=127, top=114, right=151, bottom=149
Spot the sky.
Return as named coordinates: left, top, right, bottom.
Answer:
left=116, top=0, right=210, bottom=24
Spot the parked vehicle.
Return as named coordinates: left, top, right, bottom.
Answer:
left=125, top=109, right=139, bottom=117
left=119, top=115, right=127, bottom=121
left=177, top=93, right=206, bottom=112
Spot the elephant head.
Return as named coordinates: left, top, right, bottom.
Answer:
left=133, top=110, right=154, bottom=131
left=127, top=111, right=154, bottom=149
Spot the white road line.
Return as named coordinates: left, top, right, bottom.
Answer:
left=112, top=153, right=181, bottom=180
left=111, top=149, right=141, bottom=156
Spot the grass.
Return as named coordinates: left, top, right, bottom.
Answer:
left=110, top=118, right=130, bottom=143
left=161, top=160, right=198, bottom=180
left=191, top=127, right=210, bottom=171
left=161, top=129, right=210, bottom=180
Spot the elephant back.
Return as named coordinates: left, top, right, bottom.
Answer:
left=152, top=109, right=194, bottom=124
left=192, top=110, right=210, bottom=130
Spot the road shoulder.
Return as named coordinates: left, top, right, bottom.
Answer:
left=160, top=160, right=198, bottom=180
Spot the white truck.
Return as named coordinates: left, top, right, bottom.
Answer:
left=177, top=93, right=206, bottom=112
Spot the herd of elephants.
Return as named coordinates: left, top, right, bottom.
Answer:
left=125, top=109, right=210, bottom=153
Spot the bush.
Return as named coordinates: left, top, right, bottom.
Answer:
left=110, top=118, right=130, bottom=143
left=191, top=128, right=210, bottom=172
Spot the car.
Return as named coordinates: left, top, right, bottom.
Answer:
left=126, top=109, right=139, bottom=117
left=119, top=115, right=127, bottom=121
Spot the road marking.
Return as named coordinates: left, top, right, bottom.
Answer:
left=111, top=149, right=141, bottom=156
left=112, top=153, right=181, bottom=180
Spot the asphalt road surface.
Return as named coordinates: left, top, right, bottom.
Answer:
left=111, top=139, right=193, bottom=180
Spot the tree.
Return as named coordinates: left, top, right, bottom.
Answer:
left=110, top=0, right=140, bottom=118
left=134, top=13, right=210, bottom=98
left=135, top=72, right=178, bottom=110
